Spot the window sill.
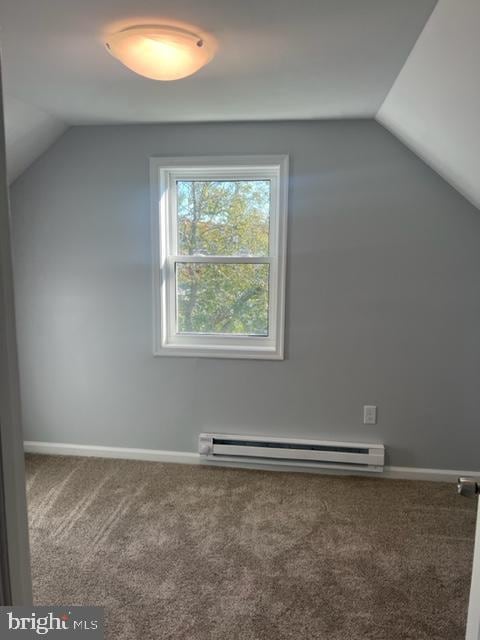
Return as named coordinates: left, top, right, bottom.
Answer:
left=154, top=343, right=284, bottom=360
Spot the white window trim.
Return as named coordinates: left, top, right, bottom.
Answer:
left=150, top=155, right=289, bottom=360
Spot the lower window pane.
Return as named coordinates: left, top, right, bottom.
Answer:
left=176, top=263, right=269, bottom=336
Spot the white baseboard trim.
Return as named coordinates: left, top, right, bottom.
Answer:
left=382, top=466, right=480, bottom=482
left=23, top=441, right=480, bottom=483
left=23, top=441, right=199, bottom=465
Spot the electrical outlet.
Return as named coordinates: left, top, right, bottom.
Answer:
left=363, top=405, right=377, bottom=425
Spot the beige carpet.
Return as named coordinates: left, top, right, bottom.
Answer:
left=26, top=454, right=476, bottom=640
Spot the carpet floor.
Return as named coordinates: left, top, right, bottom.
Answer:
left=26, top=454, right=476, bottom=640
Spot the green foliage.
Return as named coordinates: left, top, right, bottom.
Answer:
left=176, top=180, right=270, bottom=335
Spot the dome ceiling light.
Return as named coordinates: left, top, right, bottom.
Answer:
left=105, top=24, right=216, bottom=81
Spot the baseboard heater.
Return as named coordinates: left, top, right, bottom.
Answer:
left=198, top=433, right=385, bottom=472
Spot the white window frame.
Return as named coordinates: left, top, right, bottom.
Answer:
left=150, top=155, right=288, bottom=360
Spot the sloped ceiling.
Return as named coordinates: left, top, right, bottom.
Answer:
left=3, top=0, right=480, bottom=210
left=3, top=95, right=67, bottom=184
left=377, top=0, right=480, bottom=209
left=0, top=0, right=437, bottom=182
left=0, top=0, right=436, bottom=124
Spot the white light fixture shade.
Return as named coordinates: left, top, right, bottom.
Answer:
left=105, top=25, right=216, bottom=81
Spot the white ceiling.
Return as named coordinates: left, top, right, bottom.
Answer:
left=377, top=0, right=480, bottom=210
left=3, top=96, right=67, bottom=183
left=1, top=0, right=436, bottom=125
left=7, top=0, right=478, bottom=211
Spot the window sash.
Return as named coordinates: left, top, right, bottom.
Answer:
left=165, top=257, right=275, bottom=342
left=168, top=169, right=278, bottom=258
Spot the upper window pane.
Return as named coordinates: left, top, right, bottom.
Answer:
left=176, top=180, right=270, bottom=256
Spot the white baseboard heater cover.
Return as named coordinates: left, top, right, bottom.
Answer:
left=199, top=433, right=385, bottom=472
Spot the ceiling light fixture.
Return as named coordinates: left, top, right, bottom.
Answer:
left=105, top=24, right=216, bottom=81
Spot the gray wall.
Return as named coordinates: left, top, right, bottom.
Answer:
left=9, top=120, right=480, bottom=469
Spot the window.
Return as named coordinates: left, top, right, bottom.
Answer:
left=151, top=155, right=288, bottom=359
